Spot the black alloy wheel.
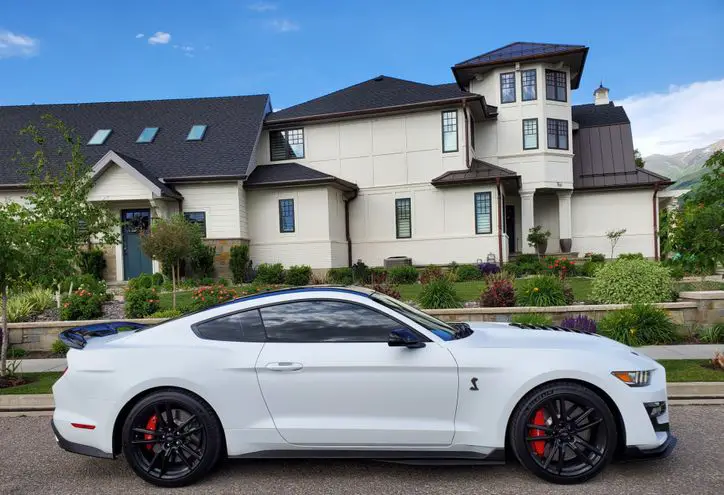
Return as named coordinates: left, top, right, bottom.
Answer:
left=122, top=390, right=223, bottom=487
left=510, top=382, right=617, bottom=484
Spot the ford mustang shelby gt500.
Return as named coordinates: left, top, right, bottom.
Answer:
left=52, top=287, right=675, bottom=487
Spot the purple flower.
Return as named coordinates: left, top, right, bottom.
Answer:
left=560, top=315, right=597, bottom=333
left=477, top=262, right=501, bottom=276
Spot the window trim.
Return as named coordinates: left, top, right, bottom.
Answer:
left=441, top=110, right=458, bottom=153
left=547, top=118, right=569, bottom=150
left=474, top=191, right=493, bottom=235
left=521, top=69, right=537, bottom=101
left=545, top=69, right=567, bottom=102
left=183, top=211, right=207, bottom=238
left=499, top=72, right=516, bottom=104
left=395, top=197, right=412, bottom=239
left=270, top=128, right=305, bottom=161
left=278, top=198, right=295, bottom=233
left=522, top=118, right=539, bottom=150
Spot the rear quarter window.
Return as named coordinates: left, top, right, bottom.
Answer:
left=193, top=309, right=266, bottom=342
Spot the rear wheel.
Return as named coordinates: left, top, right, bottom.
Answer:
left=510, top=382, right=617, bottom=484
left=121, top=390, right=223, bottom=487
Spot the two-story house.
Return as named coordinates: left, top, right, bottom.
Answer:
left=0, top=42, right=672, bottom=280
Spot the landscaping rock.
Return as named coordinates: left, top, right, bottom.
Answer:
left=101, top=300, right=126, bottom=320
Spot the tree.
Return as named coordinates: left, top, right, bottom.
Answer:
left=634, top=149, right=645, bottom=168
left=0, top=204, right=27, bottom=377
left=660, top=150, right=724, bottom=275
left=606, top=229, right=627, bottom=259
left=140, top=215, right=200, bottom=309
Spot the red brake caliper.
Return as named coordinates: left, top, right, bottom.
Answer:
left=144, top=415, right=158, bottom=451
left=529, top=409, right=547, bottom=456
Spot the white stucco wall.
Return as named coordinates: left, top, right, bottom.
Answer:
left=571, top=189, right=656, bottom=257
left=175, top=182, right=242, bottom=239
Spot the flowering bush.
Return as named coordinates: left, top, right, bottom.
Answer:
left=420, top=265, right=444, bottom=284
left=125, top=287, right=160, bottom=318
left=477, top=262, right=501, bottom=277
left=547, top=257, right=575, bottom=279
left=192, top=285, right=238, bottom=310
left=516, top=276, right=570, bottom=307
left=60, top=288, right=105, bottom=321
left=560, top=315, right=598, bottom=333
left=480, top=278, right=515, bottom=307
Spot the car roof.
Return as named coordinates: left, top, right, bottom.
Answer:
left=225, top=286, right=375, bottom=306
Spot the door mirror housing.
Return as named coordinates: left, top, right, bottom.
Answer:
left=388, top=328, right=426, bottom=349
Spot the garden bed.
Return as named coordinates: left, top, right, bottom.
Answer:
left=0, top=372, right=63, bottom=394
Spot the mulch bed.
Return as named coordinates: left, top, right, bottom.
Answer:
left=0, top=376, right=27, bottom=389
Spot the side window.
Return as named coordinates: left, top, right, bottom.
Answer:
left=260, top=300, right=404, bottom=343
left=194, top=309, right=266, bottom=342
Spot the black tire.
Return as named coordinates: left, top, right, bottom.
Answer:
left=121, top=389, right=224, bottom=488
left=509, top=382, right=617, bottom=484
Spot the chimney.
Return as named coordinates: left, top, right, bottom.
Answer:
left=594, top=82, right=610, bottom=105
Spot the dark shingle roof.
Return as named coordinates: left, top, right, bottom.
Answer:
left=572, top=102, right=630, bottom=128
left=455, top=42, right=587, bottom=67
left=431, top=159, right=519, bottom=187
left=266, top=76, right=480, bottom=124
left=0, top=95, right=270, bottom=186
left=244, top=162, right=357, bottom=191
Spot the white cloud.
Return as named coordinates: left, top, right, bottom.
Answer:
left=619, top=79, right=724, bottom=156
left=268, top=19, right=300, bottom=33
left=0, top=29, right=39, bottom=58
left=135, top=33, right=144, bottom=38
left=248, top=2, right=276, bottom=11
left=148, top=31, right=171, bottom=45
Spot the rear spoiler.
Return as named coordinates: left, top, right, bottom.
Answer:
left=58, top=321, right=148, bottom=350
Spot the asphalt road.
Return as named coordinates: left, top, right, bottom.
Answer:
left=0, top=406, right=722, bottom=495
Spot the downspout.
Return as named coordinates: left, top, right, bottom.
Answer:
left=463, top=101, right=470, bottom=166
left=652, top=182, right=661, bottom=261
left=496, top=178, right=503, bottom=265
left=344, top=190, right=359, bottom=267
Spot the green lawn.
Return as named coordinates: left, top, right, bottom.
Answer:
left=658, top=360, right=724, bottom=382
left=158, top=290, right=195, bottom=310
left=0, top=372, right=63, bottom=395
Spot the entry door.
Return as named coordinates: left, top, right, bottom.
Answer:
left=121, top=209, right=153, bottom=280
left=254, top=300, right=459, bottom=446
left=505, top=205, right=516, bottom=253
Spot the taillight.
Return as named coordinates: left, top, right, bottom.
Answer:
left=71, top=423, right=96, bottom=430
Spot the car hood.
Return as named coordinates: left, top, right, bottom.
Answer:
left=448, top=322, right=633, bottom=354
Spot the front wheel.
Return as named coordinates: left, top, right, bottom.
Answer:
left=121, top=390, right=223, bottom=487
left=509, top=382, right=618, bottom=484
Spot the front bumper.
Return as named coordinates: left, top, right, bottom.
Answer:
left=621, top=433, right=677, bottom=461
left=51, top=419, right=114, bottom=459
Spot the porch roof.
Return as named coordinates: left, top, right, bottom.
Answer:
left=431, top=159, right=520, bottom=187
left=244, top=162, right=358, bottom=192
left=91, top=150, right=183, bottom=199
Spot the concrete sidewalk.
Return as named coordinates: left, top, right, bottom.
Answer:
left=11, top=344, right=722, bottom=373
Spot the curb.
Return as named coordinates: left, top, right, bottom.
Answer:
left=2, top=382, right=724, bottom=412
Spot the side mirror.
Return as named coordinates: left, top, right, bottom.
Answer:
left=388, top=329, right=426, bottom=349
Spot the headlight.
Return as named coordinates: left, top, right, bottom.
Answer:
left=611, top=370, right=653, bottom=387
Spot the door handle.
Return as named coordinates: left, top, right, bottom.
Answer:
left=266, top=362, right=303, bottom=372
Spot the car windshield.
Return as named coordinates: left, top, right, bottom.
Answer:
left=370, top=293, right=460, bottom=340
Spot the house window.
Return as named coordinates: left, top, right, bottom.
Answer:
left=547, top=119, right=569, bottom=150
left=395, top=198, right=411, bottom=239
left=522, top=118, right=538, bottom=150
left=184, top=212, right=207, bottom=237
left=545, top=70, right=567, bottom=102
left=279, top=199, right=295, bottom=233
left=270, top=128, right=304, bottom=161
left=441, top=111, right=458, bottom=152
left=500, top=72, right=516, bottom=103
left=521, top=69, right=537, bottom=101
left=474, top=192, right=492, bottom=234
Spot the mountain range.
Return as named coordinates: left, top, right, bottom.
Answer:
left=643, top=139, right=724, bottom=190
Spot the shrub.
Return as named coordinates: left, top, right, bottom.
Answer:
left=127, top=273, right=154, bottom=290
left=255, top=263, right=285, bottom=284
left=78, top=248, right=106, bottom=280
left=511, top=313, right=553, bottom=326
left=60, top=288, right=104, bottom=321
left=150, top=308, right=183, bottom=319
left=285, top=265, right=312, bottom=286
left=591, top=259, right=674, bottom=304
left=370, top=267, right=387, bottom=284
left=388, top=265, right=419, bottom=284
left=420, top=265, right=444, bottom=284
left=448, top=261, right=459, bottom=274
left=351, top=260, right=371, bottom=284
left=216, top=277, right=229, bottom=287
left=578, top=260, right=603, bottom=278
left=125, top=287, right=160, bottom=318
left=516, top=276, right=570, bottom=307
left=229, top=244, right=252, bottom=284
left=7, top=347, right=27, bottom=359
left=560, top=315, right=598, bottom=333
left=192, top=285, right=237, bottom=310
left=664, top=262, right=685, bottom=281
left=51, top=339, right=69, bottom=356
left=188, top=242, right=216, bottom=278
left=417, top=276, right=462, bottom=309
left=585, top=252, right=606, bottom=263
left=152, top=272, right=164, bottom=286
left=599, top=304, right=678, bottom=346
left=699, top=324, right=724, bottom=344
left=618, top=252, right=645, bottom=260
left=327, top=267, right=354, bottom=285
left=455, top=264, right=482, bottom=281
left=504, top=254, right=544, bottom=277
left=197, top=277, right=215, bottom=286
left=61, top=274, right=109, bottom=298
left=480, top=278, right=515, bottom=307
left=546, top=257, right=575, bottom=279
left=370, top=284, right=401, bottom=300
left=478, top=262, right=500, bottom=277
left=7, top=288, right=54, bottom=322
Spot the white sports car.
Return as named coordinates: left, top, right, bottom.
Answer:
left=52, top=287, right=676, bottom=487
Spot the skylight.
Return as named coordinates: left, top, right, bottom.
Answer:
left=88, top=129, right=112, bottom=145
left=137, top=127, right=159, bottom=143
left=186, top=125, right=207, bottom=141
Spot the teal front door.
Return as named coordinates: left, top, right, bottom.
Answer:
left=122, top=209, right=153, bottom=280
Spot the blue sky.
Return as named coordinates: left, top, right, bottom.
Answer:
left=2, top=0, right=724, bottom=154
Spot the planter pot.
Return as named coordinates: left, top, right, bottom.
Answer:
left=559, top=238, right=572, bottom=253
left=536, top=240, right=548, bottom=255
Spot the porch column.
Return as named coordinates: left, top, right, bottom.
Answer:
left=557, top=190, right=573, bottom=253
left=520, top=190, right=536, bottom=254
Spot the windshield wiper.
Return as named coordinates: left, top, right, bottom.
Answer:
left=450, top=322, right=473, bottom=339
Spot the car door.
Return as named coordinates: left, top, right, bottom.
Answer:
left=254, top=298, right=459, bottom=447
